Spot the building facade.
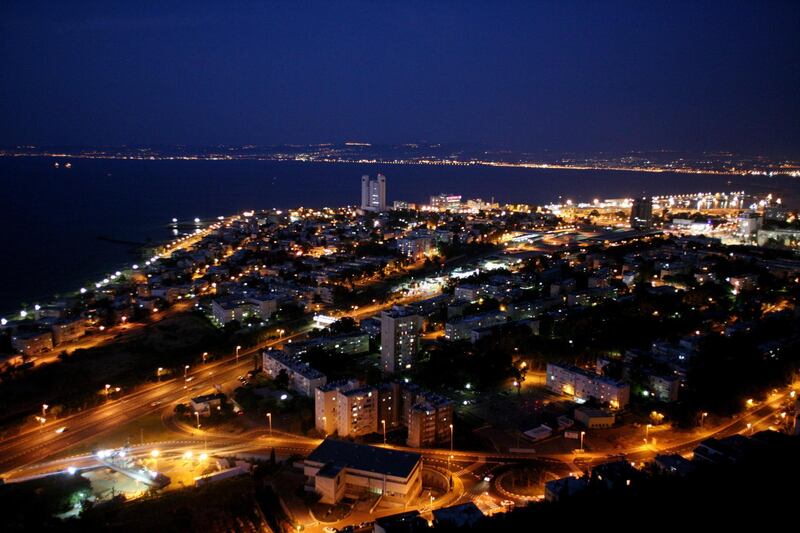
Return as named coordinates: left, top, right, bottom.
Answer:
left=380, top=307, right=423, bottom=373
left=406, top=392, right=454, bottom=448
left=546, top=362, right=630, bottom=408
left=630, top=196, right=654, bottom=229
left=304, top=439, right=423, bottom=505
left=361, top=174, right=387, bottom=212
left=262, top=349, right=327, bottom=397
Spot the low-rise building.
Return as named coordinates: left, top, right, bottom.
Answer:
left=190, top=392, right=226, bottom=415
left=11, top=330, right=54, bottom=356
left=654, top=454, right=695, bottom=477
left=574, top=407, right=615, bottom=428
left=544, top=475, right=589, bottom=502
left=304, top=439, right=423, bottom=505
left=444, top=311, right=507, bottom=341
left=284, top=332, right=369, bottom=358
left=374, top=511, right=427, bottom=533
left=262, top=349, right=327, bottom=397
left=51, top=317, right=87, bottom=345
left=647, top=373, right=680, bottom=402
left=432, top=502, right=484, bottom=528
left=546, top=362, right=630, bottom=408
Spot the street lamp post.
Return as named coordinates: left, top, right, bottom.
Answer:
left=194, top=411, right=201, bottom=429
left=580, top=431, right=585, bottom=453
left=42, top=403, right=49, bottom=419
left=235, top=345, right=241, bottom=363
left=156, top=367, right=163, bottom=382
left=202, top=352, right=208, bottom=364
left=267, top=412, right=272, bottom=437
left=645, top=424, right=652, bottom=443
left=449, top=423, right=454, bottom=452
left=382, top=419, right=387, bottom=445
left=184, top=365, right=190, bottom=379
left=701, top=412, right=708, bottom=427
left=104, top=384, right=111, bottom=401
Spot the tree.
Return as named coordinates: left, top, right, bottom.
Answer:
left=274, top=369, right=290, bottom=390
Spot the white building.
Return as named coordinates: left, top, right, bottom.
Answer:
left=304, top=439, right=422, bottom=505
left=361, top=174, right=387, bottom=212
left=11, top=330, right=53, bottom=356
left=396, top=235, right=434, bottom=261
left=380, top=307, right=423, bottom=373
left=336, top=386, right=379, bottom=437
left=429, top=193, right=462, bottom=211
left=212, top=294, right=278, bottom=325
left=444, top=311, right=507, bottom=341
left=546, top=362, right=630, bottom=408
left=314, top=379, right=361, bottom=435
left=51, top=317, right=87, bottom=345
left=262, top=350, right=327, bottom=397
left=285, top=333, right=369, bottom=358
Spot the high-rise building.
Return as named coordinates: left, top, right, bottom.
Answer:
left=377, top=382, right=402, bottom=430
left=406, top=392, right=454, bottom=448
left=629, top=196, right=653, bottom=229
left=314, top=378, right=361, bottom=435
left=429, top=193, right=462, bottom=211
left=380, top=306, right=424, bottom=373
left=361, top=174, right=387, bottom=212
left=336, top=385, right=379, bottom=437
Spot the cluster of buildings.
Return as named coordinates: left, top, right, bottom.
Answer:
left=313, top=378, right=454, bottom=448
left=544, top=430, right=797, bottom=502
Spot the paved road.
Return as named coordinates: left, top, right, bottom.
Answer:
left=0, top=331, right=304, bottom=477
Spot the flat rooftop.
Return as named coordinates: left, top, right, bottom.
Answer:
left=307, top=438, right=421, bottom=479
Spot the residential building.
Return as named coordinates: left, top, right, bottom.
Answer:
left=444, top=311, right=507, bottom=341
left=337, top=386, right=379, bottom=437
left=51, top=317, right=87, bottom=345
left=407, top=392, right=453, bottom=448
left=361, top=174, right=387, bottom=212
left=380, top=307, right=423, bottom=373
left=11, top=330, right=53, bottom=356
left=630, top=196, right=654, bottom=229
left=374, top=511, right=428, bottom=533
left=432, top=502, right=484, bottom=529
left=429, top=193, right=462, bottom=211
left=314, top=379, right=361, bottom=435
left=647, top=373, right=680, bottom=402
left=544, top=475, right=589, bottom=502
left=546, top=362, right=630, bottom=408
left=284, top=332, right=369, bottom=358
left=262, top=349, right=327, bottom=397
left=654, top=454, right=695, bottom=477
left=396, top=235, right=434, bottom=260
left=377, top=381, right=402, bottom=430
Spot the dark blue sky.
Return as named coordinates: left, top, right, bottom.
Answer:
left=1, top=1, right=798, bottom=155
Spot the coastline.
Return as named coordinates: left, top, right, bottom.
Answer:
left=2, top=156, right=799, bottom=317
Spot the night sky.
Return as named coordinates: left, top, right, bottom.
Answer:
left=1, top=1, right=798, bottom=155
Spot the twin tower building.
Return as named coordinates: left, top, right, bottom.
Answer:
left=360, top=173, right=387, bottom=212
